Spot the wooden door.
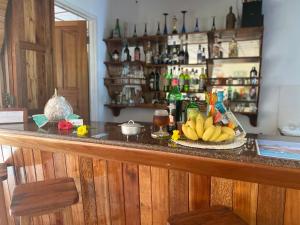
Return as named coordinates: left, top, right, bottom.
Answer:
left=54, top=21, right=89, bottom=122
left=4, top=0, right=55, bottom=114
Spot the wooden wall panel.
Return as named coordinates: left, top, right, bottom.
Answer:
left=257, top=184, right=286, bottom=225
left=211, top=177, right=233, bottom=208
left=151, top=167, right=169, bottom=225
left=139, top=165, right=152, bottom=225
left=284, top=189, right=300, bottom=225
left=189, top=174, right=210, bottom=210
left=93, top=159, right=111, bottom=225
left=123, top=163, right=140, bottom=225
left=0, top=145, right=299, bottom=225
left=233, top=181, right=258, bottom=225
left=107, top=161, right=126, bottom=225
left=169, top=170, right=188, bottom=216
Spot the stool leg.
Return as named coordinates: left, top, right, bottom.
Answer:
left=62, top=207, right=73, bottom=225
left=20, top=216, right=30, bottom=225
left=0, top=182, right=9, bottom=225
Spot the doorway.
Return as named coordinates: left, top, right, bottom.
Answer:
left=53, top=2, right=98, bottom=122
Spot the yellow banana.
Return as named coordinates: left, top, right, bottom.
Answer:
left=182, top=124, right=198, bottom=141
left=204, top=116, right=213, bottom=130
left=202, top=126, right=215, bottom=141
left=195, top=118, right=204, bottom=138
left=186, top=119, right=196, bottom=130
left=221, top=127, right=235, bottom=137
left=196, top=113, right=205, bottom=125
left=215, top=133, right=230, bottom=142
left=209, top=126, right=222, bottom=142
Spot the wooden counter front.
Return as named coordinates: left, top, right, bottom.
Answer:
left=0, top=124, right=299, bottom=225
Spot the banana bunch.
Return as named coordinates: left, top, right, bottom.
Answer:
left=182, top=113, right=235, bottom=143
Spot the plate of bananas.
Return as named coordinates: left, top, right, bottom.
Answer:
left=174, top=112, right=247, bottom=150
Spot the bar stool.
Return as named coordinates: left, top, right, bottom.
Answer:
left=10, top=177, right=79, bottom=225
left=167, top=206, right=247, bottom=225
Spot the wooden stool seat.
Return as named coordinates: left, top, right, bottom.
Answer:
left=0, top=163, right=7, bottom=181
left=167, top=206, right=247, bottom=225
left=10, top=178, right=79, bottom=217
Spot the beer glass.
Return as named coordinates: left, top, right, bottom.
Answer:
left=151, top=110, right=170, bottom=138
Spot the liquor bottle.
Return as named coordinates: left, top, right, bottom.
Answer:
left=134, top=44, right=141, bottom=61
left=168, top=80, right=183, bottom=132
left=194, top=18, right=200, bottom=32
left=229, top=35, right=238, bottom=57
left=179, top=68, right=185, bottom=91
left=227, top=86, right=233, bottom=100
left=133, top=24, right=137, bottom=38
left=144, top=23, right=148, bottom=36
left=250, top=67, right=258, bottom=85
left=155, top=70, right=160, bottom=91
left=156, top=22, right=161, bottom=36
left=165, top=68, right=173, bottom=91
left=202, top=48, right=206, bottom=61
left=113, top=18, right=121, bottom=38
left=178, top=41, right=185, bottom=64
left=184, top=44, right=189, bottom=64
left=161, top=44, right=168, bottom=64
left=145, top=41, right=153, bottom=64
left=153, top=42, right=160, bottom=64
left=171, top=41, right=178, bottom=64
left=149, top=71, right=156, bottom=91
left=123, top=43, right=131, bottom=62
left=186, top=98, right=200, bottom=121
left=190, top=69, right=196, bottom=92
left=183, top=69, right=190, bottom=92
left=197, top=45, right=202, bottom=64
left=171, top=66, right=179, bottom=87
left=199, top=67, right=207, bottom=92
left=194, top=70, right=199, bottom=92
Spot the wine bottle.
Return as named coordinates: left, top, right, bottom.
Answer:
left=178, top=41, right=185, bottom=64
left=134, top=44, right=141, bottom=61
left=171, top=41, right=178, bottom=64
left=145, top=41, right=153, bottom=64
left=124, top=43, right=131, bottom=62
left=113, top=18, right=121, bottom=38
left=197, top=44, right=202, bottom=64
left=184, top=44, right=189, bottom=64
left=199, top=67, right=207, bottom=92
left=201, top=48, right=206, bottom=61
left=155, top=70, right=160, bottom=91
left=179, top=68, right=185, bottom=91
left=149, top=71, right=155, bottom=91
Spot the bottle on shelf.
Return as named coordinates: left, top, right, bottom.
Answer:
left=171, top=66, right=179, bottom=87
left=123, top=43, right=131, bottom=62
left=202, top=48, right=206, bottom=61
left=250, top=67, right=258, bottom=85
left=134, top=44, right=141, bottom=61
left=155, top=70, right=160, bottom=91
left=199, top=67, right=207, bottom=92
left=229, top=35, right=238, bottom=58
left=153, top=42, right=160, bottom=64
left=184, top=43, right=189, bottom=64
left=227, top=86, right=233, bottom=101
left=161, top=43, right=169, bottom=64
left=168, top=78, right=183, bottom=133
left=179, top=68, right=185, bottom=91
left=194, top=69, right=200, bottom=92
left=133, top=24, right=137, bottom=38
left=171, top=41, right=178, bottom=64
left=178, top=41, right=185, bottom=64
left=194, top=18, right=200, bottom=32
left=213, top=36, right=222, bottom=58
left=165, top=67, right=173, bottom=92
left=113, top=18, right=121, bottom=39
left=145, top=41, right=153, bottom=64
left=149, top=71, right=156, bottom=91
left=183, top=69, right=190, bottom=92
left=144, top=23, right=148, bottom=36
left=197, top=44, right=202, bottom=64
left=190, top=69, right=197, bottom=92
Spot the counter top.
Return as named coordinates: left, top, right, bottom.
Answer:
left=0, top=122, right=299, bottom=170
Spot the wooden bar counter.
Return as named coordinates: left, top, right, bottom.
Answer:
left=0, top=122, right=299, bottom=225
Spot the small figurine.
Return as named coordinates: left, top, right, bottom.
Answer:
left=226, top=6, right=236, bottom=29
left=172, top=16, right=178, bottom=34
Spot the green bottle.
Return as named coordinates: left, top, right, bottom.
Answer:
left=186, top=98, right=200, bottom=121
left=183, top=69, right=190, bottom=92
left=168, top=85, right=183, bottom=132
left=113, top=18, right=121, bottom=38
left=179, top=68, right=185, bottom=91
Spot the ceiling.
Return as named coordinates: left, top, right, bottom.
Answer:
left=54, top=5, right=85, bottom=21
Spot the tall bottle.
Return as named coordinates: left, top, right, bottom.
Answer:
left=250, top=67, right=258, bottom=85
left=153, top=42, right=160, bottom=64
left=229, top=35, right=238, bottom=57
left=183, top=69, right=190, bottom=92
left=179, top=68, right=185, bottom=91
left=155, top=70, right=160, bottom=91
left=171, top=66, right=179, bottom=87
left=149, top=71, right=156, bottom=91
left=168, top=78, right=183, bottom=133
left=178, top=41, right=185, bottom=64
left=145, top=41, right=153, bottom=64
left=171, top=41, right=178, bottom=64
left=199, top=67, right=207, bottom=92
left=202, top=48, right=206, bottom=61
left=113, top=18, right=121, bottom=38
left=123, top=43, right=131, bottom=62
left=197, top=45, right=202, bottom=64
left=134, top=44, right=141, bottom=61
left=184, top=43, right=189, bottom=64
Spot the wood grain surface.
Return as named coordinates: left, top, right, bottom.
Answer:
left=0, top=144, right=299, bottom=224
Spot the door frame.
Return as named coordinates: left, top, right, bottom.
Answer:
left=55, top=0, right=99, bottom=121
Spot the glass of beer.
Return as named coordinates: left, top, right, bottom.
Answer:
left=151, top=110, right=170, bottom=138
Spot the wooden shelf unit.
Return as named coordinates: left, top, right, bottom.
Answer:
left=103, top=27, right=264, bottom=126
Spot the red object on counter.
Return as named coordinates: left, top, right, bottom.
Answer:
left=58, top=120, right=73, bottom=130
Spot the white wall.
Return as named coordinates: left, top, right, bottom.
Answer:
left=104, top=0, right=300, bottom=135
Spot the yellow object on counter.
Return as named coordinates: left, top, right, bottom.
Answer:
left=77, top=125, right=88, bottom=136
left=171, top=130, right=180, bottom=141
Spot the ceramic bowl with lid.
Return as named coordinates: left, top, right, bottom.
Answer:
left=119, top=120, right=144, bottom=137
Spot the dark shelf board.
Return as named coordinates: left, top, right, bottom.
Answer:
left=208, top=84, right=259, bottom=87
left=207, top=57, right=261, bottom=64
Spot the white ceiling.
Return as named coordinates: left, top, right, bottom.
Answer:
left=54, top=5, right=85, bottom=21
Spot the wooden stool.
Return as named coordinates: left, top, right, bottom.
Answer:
left=10, top=178, right=79, bottom=225
left=167, top=206, right=247, bottom=225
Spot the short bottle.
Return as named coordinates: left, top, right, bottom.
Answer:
left=186, top=98, right=200, bottom=121
left=250, top=67, right=258, bottom=85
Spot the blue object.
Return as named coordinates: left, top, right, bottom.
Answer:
left=215, top=91, right=226, bottom=114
